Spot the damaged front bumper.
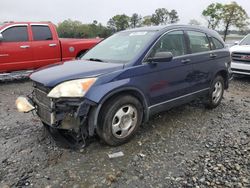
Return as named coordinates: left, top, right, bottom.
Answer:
left=16, top=82, right=97, bottom=134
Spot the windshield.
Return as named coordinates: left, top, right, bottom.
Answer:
left=82, top=30, right=156, bottom=64
left=240, top=34, right=250, bottom=45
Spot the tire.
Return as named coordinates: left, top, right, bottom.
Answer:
left=98, top=95, right=143, bottom=146
left=205, top=75, right=225, bottom=109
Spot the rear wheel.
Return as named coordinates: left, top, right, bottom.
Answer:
left=205, top=75, right=224, bottom=109
left=98, top=95, right=143, bottom=146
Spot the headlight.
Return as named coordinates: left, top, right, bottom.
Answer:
left=47, top=78, right=97, bottom=98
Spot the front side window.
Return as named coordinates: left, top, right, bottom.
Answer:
left=187, top=31, right=210, bottom=53
left=149, top=30, right=187, bottom=58
left=31, top=25, right=53, bottom=41
left=2, top=26, right=28, bottom=42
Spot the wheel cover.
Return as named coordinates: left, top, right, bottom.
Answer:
left=111, top=105, right=138, bottom=139
left=212, top=81, right=223, bottom=104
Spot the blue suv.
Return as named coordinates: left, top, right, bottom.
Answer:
left=16, top=25, right=231, bottom=147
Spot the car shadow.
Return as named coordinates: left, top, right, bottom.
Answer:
left=233, top=75, right=250, bottom=83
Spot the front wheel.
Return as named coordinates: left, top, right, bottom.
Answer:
left=98, top=95, right=143, bottom=146
left=205, top=75, right=225, bottom=109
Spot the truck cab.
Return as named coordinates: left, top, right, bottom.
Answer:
left=0, top=22, right=101, bottom=73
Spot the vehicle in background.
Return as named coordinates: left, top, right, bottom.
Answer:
left=16, top=25, right=231, bottom=148
left=230, top=34, right=250, bottom=76
left=0, top=22, right=101, bottom=74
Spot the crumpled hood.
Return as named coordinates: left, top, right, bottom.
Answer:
left=30, top=60, right=124, bottom=87
left=230, top=45, right=250, bottom=53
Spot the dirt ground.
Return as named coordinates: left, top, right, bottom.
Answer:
left=0, top=77, right=249, bottom=188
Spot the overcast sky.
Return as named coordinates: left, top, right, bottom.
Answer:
left=0, top=0, right=249, bottom=26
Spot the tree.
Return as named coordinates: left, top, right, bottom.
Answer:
left=151, top=8, right=169, bottom=25
left=107, top=14, right=130, bottom=32
left=202, top=2, right=249, bottom=41
left=202, top=3, right=223, bottom=29
left=168, top=9, right=179, bottom=24
left=221, top=1, right=249, bottom=41
left=189, top=19, right=201, bottom=26
left=57, top=19, right=85, bottom=38
left=130, top=13, right=142, bottom=28
left=142, top=16, right=153, bottom=26
left=57, top=19, right=112, bottom=38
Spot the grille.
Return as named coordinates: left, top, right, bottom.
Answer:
left=34, top=88, right=51, bottom=108
left=33, top=82, right=55, bottom=125
left=232, top=52, right=250, bottom=63
left=37, top=104, right=55, bottom=125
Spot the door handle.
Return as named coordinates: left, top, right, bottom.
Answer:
left=181, top=59, right=191, bottom=64
left=49, top=44, right=57, bottom=47
left=210, top=53, right=217, bottom=58
left=20, top=45, right=30, bottom=49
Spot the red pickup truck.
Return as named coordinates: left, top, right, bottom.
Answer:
left=0, top=22, right=101, bottom=73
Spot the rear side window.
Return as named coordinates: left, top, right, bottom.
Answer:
left=150, top=30, right=187, bottom=57
left=2, top=26, right=28, bottom=42
left=187, top=31, right=210, bottom=53
left=31, top=25, right=53, bottom=41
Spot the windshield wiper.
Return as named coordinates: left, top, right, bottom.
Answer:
left=88, top=58, right=104, bottom=62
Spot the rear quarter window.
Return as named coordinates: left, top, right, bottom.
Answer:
left=212, top=37, right=224, bottom=49
left=31, top=25, right=53, bottom=41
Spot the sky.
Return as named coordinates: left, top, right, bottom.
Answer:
left=0, top=0, right=249, bottom=26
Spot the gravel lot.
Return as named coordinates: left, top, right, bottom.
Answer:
left=0, top=77, right=249, bottom=188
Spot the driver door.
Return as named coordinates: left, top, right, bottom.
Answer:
left=0, top=25, right=33, bottom=72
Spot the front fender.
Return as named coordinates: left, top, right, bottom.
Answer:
left=85, top=78, right=150, bottom=136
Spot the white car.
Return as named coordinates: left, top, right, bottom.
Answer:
left=230, top=34, right=250, bottom=76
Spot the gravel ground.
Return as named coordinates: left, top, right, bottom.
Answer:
left=0, top=77, right=249, bottom=188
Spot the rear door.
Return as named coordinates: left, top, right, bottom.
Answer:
left=185, top=30, right=213, bottom=91
left=31, top=25, right=61, bottom=68
left=0, top=25, right=33, bottom=72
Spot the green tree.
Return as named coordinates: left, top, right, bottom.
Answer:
left=221, top=1, right=249, bottom=41
left=57, top=19, right=112, bottom=38
left=168, top=9, right=179, bottom=24
left=130, top=13, right=142, bottom=28
left=57, top=19, right=85, bottom=38
left=151, top=8, right=169, bottom=25
left=202, top=3, right=223, bottom=29
left=107, top=14, right=130, bottom=31
left=142, top=16, right=152, bottom=26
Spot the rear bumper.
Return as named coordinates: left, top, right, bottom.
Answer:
left=231, top=61, right=250, bottom=75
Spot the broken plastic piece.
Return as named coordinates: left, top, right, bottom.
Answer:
left=108, top=151, right=124, bottom=159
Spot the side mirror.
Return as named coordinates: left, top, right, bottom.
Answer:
left=148, top=52, right=173, bottom=63
left=234, top=41, right=239, bottom=45
left=0, top=34, right=3, bottom=42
